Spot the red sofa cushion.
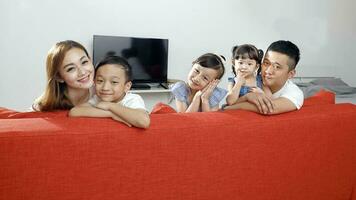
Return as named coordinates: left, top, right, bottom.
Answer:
left=303, top=89, right=335, bottom=106
left=151, top=102, right=177, bottom=114
left=0, top=107, right=18, bottom=118
left=0, top=107, right=68, bottom=119
left=1, top=103, right=356, bottom=200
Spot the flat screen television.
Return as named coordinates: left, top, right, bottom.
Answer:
left=93, top=35, right=169, bottom=89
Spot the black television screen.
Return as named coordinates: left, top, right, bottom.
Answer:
left=93, top=35, right=168, bottom=86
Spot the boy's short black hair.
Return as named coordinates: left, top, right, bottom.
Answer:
left=266, top=40, right=300, bottom=70
left=95, top=55, right=132, bottom=82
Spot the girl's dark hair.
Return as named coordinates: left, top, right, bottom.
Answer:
left=192, top=53, right=225, bottom=79
left=95, top=54, right=132, bottom=82
left=231, top=44, right=264, bottom=76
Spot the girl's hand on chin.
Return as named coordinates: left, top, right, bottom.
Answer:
left=235, top=72, right=247, bottom=85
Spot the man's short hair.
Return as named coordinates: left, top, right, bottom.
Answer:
left=266, top=40, right=300, bottom=70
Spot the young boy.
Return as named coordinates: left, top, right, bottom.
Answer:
left=69, top=56, right=150, bottom=128
left=224, top=40, right=304, bottom=115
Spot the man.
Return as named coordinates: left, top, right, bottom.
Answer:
left=224, top=40, right=304, bottom=115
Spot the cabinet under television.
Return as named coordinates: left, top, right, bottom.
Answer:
left=130, top=88, right=170, bottom=94
left=129, top=83, right=174, bottom=111
left=129, top=83, right=171, bottom=93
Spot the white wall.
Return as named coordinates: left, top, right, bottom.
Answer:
left=1, top=0, right=355, bottom=111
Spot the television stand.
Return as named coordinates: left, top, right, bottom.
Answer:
left=129, top=83, right=173, bottom=111
left=159, top=82, right=169, bottom=89
left=131, top=83, right=151, bottom=90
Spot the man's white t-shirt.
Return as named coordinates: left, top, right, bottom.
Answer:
left=272, top=80, right=304, bottom=109
left=88, top=93, right=147, bottom=111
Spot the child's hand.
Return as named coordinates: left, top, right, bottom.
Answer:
left=234, top=72, right=247, bottom=86
left=193, top=86, right=208, bottom=100
left=95, top=101, right=112, bottom=110
left=250, top=87, right=264, bottom=94
left=201, top=79, right=219, bottom=102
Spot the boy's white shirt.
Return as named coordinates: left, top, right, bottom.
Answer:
left=88, top=93, right=147, bottom=111
left=272, top=79, right=304, bottom=110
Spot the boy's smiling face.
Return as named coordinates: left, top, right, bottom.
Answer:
left=95, top=64, right=131, bottom=103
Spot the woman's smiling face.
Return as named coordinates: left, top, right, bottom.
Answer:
left=57, top=48, right=94, bottom=90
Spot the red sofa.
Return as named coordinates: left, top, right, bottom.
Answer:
left=1, top=91, right=356, bottom=200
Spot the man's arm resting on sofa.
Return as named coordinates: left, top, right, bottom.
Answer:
left=224, top=93, right=297, bottom=115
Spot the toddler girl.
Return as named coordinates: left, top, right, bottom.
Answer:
left=226, top=44, right=271, bottom=105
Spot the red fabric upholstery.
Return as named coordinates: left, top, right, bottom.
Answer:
left=151, top=102, right=177, bottom=114
left=1, top=103, right=356, bottom=200
left=0, top=107, right=18, bottom=118
left=303, top=89, right=335, bottom=106
left=0, top=107, right=68, bottom=119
